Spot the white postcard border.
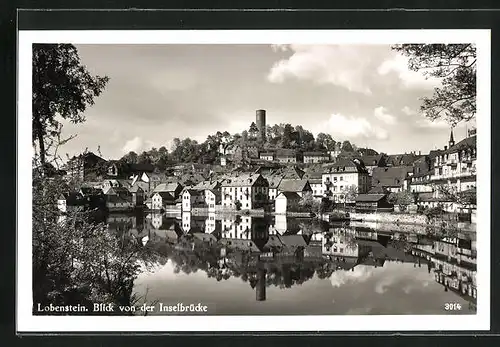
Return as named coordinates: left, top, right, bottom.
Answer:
left=17, top=29, right=491, bottom=332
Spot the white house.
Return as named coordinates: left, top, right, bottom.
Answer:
left=129, top=184, right=145, bottom=206
left=322, top=227, right=359, bottom=258
left=322, top=159, right=370, bottom=204
left=221, top=216, right=253, bottom=239
left=205, top=189, right=221, bottom=212
left=275, top=191, right=302, bottom=215
left=205, top=213, right=218, bottom=234
left=430, top=132, right=477, bottom=199
left=264, top=175, right=282, bottom=201
left=153, top=182, right=184, bottom=200
left=277, top=179, right=312, bottom=197
left=181, top=189, right=205, bottom=212
left=304, top=171, right=324, bottom=200
left=221, top=173, right=269, bottom=210
left=151, top=192, right=174, bottom=210
left=259, top=152, right=275, bottom=161
left=303, top=151, right=330, bottom=164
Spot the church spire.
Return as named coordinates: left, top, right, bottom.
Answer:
left=449, top=128, right=455, bottom=148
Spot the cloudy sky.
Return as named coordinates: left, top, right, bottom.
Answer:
left=59, top=44, right=475, bottom=159
left=135, top=259, right=472, bottom=315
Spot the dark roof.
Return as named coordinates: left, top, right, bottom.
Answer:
left=303, top=170, right=323, bottom=179
left=222, top=173, right=266, bottom=187
left=276, top=149, right=297, bottom=157
left=79, top=187, right=102, bottom=196
left=355, top=194, right=386, bottom=202
left=264, top=175, right=284, bottom=189
left=129, top=185, right=144, bottom=193
left=154, top=191, right=174, bottom=200
left=372, top=166, right=413, bottom=187
left=283, top=166, right=305, bottom=179
left=183, top=189, right=204, bottom=196
left=278, top=179, right=311, bottom=192
left=263, top=235, right=284, bottom=250
left=367, top=186, right=389, bottom=194
left=303, top=151, right=329, bottom=156
left=276, top=191, right=302, bottom=200
left=386, top=153, right=420, bottom=167
left=308, top=178, right=323, bottom=184
left=428, top=149, right=443, bottom=159
left=154, top=182, right=182, bottom=193
left=446, top=135, right=476, bottom=154
left=192, top=180, right=220, bottom=191
left=278, top=234, right=308, bottom=247
left=192, top=233, right=217, bottom=243
left=358, top=154, right=385, bottom=166
left=325, top=159, right=368, bottom=174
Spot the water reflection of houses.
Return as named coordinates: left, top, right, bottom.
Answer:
left=120, top=212, right=476, bottom=305
left=411, top=233, right=477, bottom=307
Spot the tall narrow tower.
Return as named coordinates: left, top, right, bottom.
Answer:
left=256, top=109, right=266, bottom=141
left=449, top=128, right=455, bottom=148
left=256, top=268, right=267, bottom=301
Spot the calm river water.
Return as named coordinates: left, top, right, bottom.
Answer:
left=107, top=212, right=477, bottom=315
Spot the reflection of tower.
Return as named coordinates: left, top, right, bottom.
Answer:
left=256, top=109, right=266, bottom=141
left=256, top=268, right=267, bottom=301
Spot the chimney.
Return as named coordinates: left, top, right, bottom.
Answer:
left=419, top=150, right=421, bottom=155
left=444, top=146, right=448, bottom=151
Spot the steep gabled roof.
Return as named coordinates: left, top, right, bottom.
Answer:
left=446, top=135, right=476, bottom=154
left=283, top=165, right=305, bottom=179
left=182, top=188, right=204, bottom=196
left=386, top=153, right=420, bottom=167
left=325, top=158, right=368, bottom=174
left=278, top=179, right=311, bottom=193
left=192, top=180, right=220, bottom=191
left=264, top=175, right=284, bottom=189
left=276, top=191, right=302, bottom=200
left=358, top=154, right=385, bottom=166
left=221, top=173, right=266, bottom=187
left=278, top=234, right=308, bottom=247
left=153, top=191, right=174, bottom=200
left=154, top=182, right=183, bottom=193
left=372, top=166, right=413, bottom=187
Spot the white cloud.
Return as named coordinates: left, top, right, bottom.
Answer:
left=401, top=106, right=416, bottom=116
left=330, top=266, right=376, bottom=288
left=122, top=137, right=155, bottom=153
left=267, top=45, right=374, bottom=94
left=416, top=118, right=450, bottom=129
left=271, top=44, right=289, bottom=52
left=401, top=106, right=450, bottom=129
left=319, top=113, right=389, bottom=140
left=374, top=277, right=395, bottom=294
left=374, top=106, right=397, bottom=125
left=378, top=54, right=442, bottom=89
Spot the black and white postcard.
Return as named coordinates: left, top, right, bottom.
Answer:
left=17, top=29, right=491, bottom=332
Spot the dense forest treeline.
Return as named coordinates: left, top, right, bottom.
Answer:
left=117, top=123, right=377, bottom=169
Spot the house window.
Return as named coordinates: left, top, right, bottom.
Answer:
left=340, top=176, right=343, bottom=181
left=334, top=177, right=337, bottom=182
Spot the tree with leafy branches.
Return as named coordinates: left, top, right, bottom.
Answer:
left=392, top=44, right=476, bottom=126
left=33, top=44, right=109, bottom=166
left=388, top=190, right=415, bottom=212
